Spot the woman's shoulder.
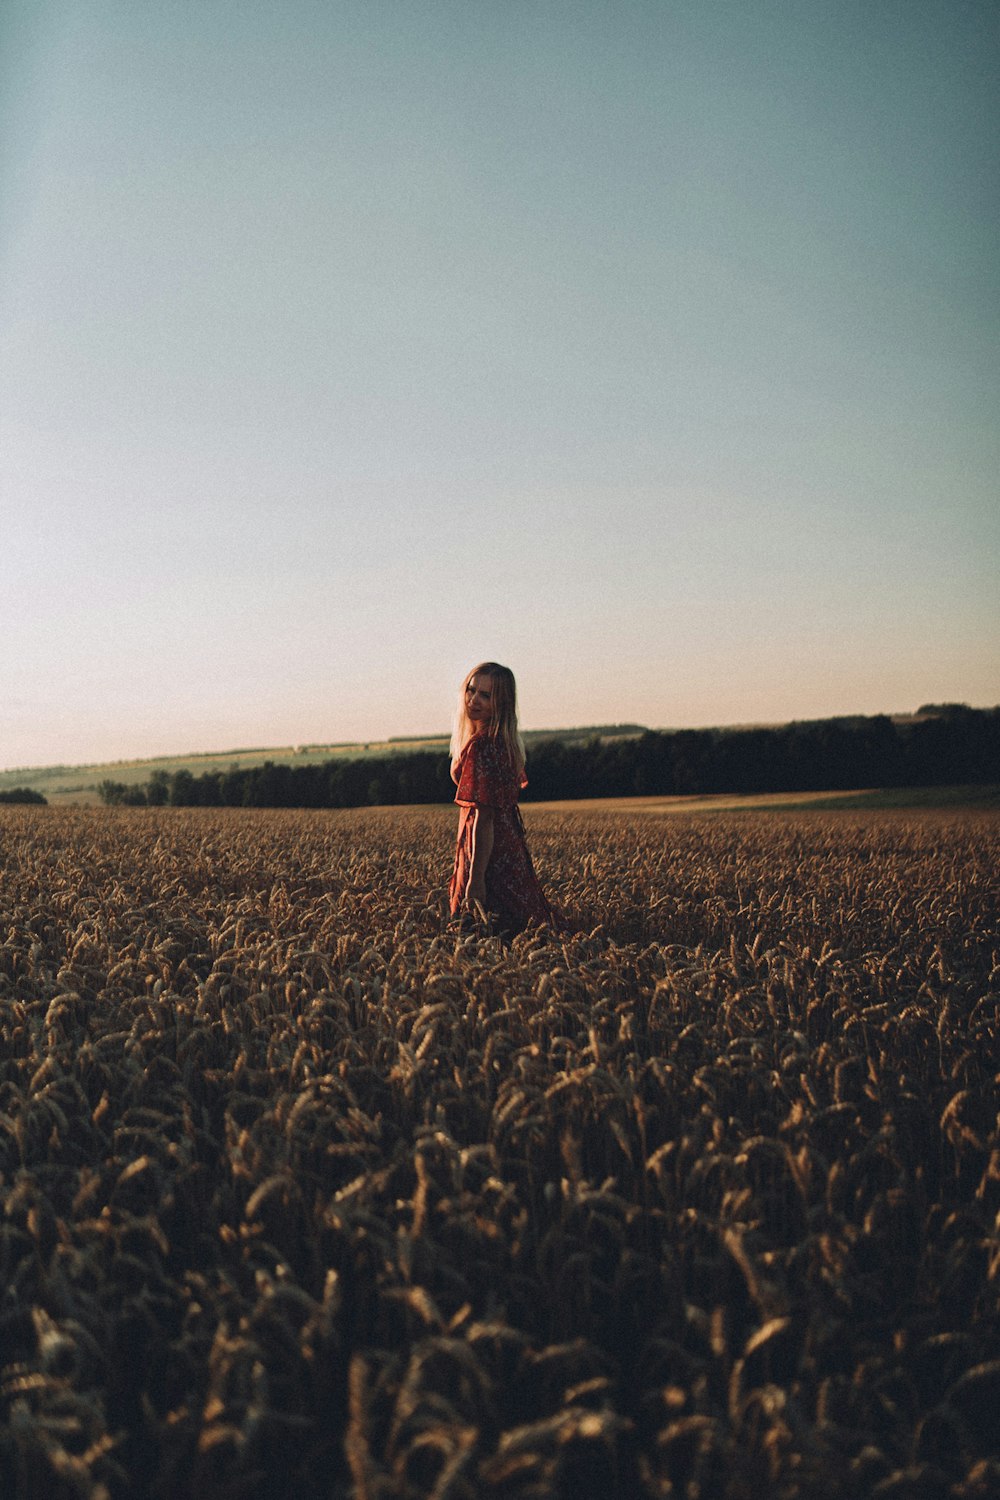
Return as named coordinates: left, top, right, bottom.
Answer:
left=465, top=733, right=510, bottom=765
left=459, top=733, right=519, bottom=783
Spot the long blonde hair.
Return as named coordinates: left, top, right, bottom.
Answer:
left=450, top=661, right=526, bottom=779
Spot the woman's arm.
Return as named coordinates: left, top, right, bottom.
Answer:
left=464, top=805, right=494, bottom=908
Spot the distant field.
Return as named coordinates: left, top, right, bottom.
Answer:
left=528, top=784, right=1000, bottom=814
left=0, top=726, right=644, bottom=806
left=3, top=764, right=997, bottom=815
left=0, top=737, right=446, bottom=804
left=0, top=732, right=446, bottom=804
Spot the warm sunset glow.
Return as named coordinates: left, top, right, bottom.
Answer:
left=2, top=1, right=997, bottom=770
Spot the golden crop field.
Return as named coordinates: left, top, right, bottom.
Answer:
left=1, top=805, right=997, bottom=1499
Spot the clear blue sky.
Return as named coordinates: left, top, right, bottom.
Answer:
left=2, top=0, right=997, bottom=769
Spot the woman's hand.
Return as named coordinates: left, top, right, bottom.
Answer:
left=463, top=805, right=494, bottom=920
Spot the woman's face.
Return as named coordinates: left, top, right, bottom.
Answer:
left=465, top=672, right=494, bottom=729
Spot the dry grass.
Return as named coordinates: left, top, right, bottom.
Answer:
left=0, top=805, right=998, bottom=1499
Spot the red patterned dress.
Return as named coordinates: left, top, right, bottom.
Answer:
left=449, top=734, right=559, bottom=932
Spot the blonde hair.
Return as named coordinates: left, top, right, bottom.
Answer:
left=450, top=661, right=526, bottom=778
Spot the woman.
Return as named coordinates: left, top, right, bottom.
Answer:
left=449, top=662, right=560, bottom=934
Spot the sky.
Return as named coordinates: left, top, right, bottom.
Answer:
left=2, top=0, right=998, bottom=770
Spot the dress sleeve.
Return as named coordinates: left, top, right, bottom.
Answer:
left=454, top=737, right=509, bottom=807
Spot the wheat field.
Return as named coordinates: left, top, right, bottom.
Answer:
left=0, top=805, right=997, bottom=1499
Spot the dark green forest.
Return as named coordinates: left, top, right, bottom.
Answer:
left=0, top=788, right=47, bottom=804
left=96, top=705, right=999, bottom=808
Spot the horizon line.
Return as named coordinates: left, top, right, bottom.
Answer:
left=3, top=703, right=991, bottom=779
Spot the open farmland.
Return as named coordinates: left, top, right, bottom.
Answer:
left=0, top=724, right=640, bottom=805
left=1, top=805, right=998, bottom=1499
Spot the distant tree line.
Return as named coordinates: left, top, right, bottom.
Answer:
left=95, top=705, right=999, bottom=808
left=519, top=706, right=1000, bottom=802
left=0, top=788, right=47, bottom=804
left=98, top=753, right=450, bottom=808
